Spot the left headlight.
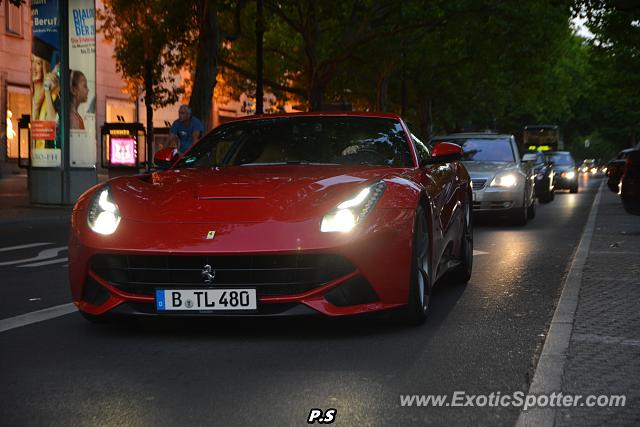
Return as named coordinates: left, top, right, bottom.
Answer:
left=490, top=173, right=518, bottom=188
left=87, top=187, right=121, bottom=235
left=321, top=181, right=386, bottom=233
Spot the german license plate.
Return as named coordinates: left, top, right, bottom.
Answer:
left=155, top=289, right=257, bottom=311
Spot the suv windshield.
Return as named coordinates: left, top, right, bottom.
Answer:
left=545, top=152, right=574, bottom=166
left=174, top=116, right=414, bottom=169
left=451, top=138, right=515, bottom=162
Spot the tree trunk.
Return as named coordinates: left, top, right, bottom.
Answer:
left=189, top=0, right=219, bottom=131
left=376, top=72, right=390, bottom=112
left=309, top=79, right=324, bottom=111
left=144, top=59, right=154, bottom=172
left=418, top=97, right=433, bottom=140
left=376, top=63, right=395, bottom=112
left=255, top=0, right=264, bottom=114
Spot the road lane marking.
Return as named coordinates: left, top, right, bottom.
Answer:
left=516, top=180, right=604, bottom=427
left=19, top=257, right=69, bottom=268
left=0, top=242, right=53, bottom=252
left=473, top=250, right=488, bottom=255
left=0, top=303, right=76, bottom=333
left=0, top=246, right=67, bottom=266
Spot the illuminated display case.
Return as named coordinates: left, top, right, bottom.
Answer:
left=100, top=123, right=146, bottom=169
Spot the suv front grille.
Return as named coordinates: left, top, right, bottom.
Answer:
left=90, top=254, right=355, bottom=297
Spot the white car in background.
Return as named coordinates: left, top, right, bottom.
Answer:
left=431, top=132, right=536, bottom=225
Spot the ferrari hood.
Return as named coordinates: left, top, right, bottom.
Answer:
left=109, top=165, right=399, bottom=223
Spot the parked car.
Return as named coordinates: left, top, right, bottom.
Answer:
left=431, top=132, right=535, bottom=225
left=69, top=112, right=473, bottom=325
left=620, top=148, right=640, bottom=215
left=522, top=151, right=555, bottom=203
left=607, top=148, right=635, bottom=193
left=545, top=151, right=578, bottom=193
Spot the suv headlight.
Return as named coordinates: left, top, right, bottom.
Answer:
left=321, top=181, right=386, bottom=232
left=490, top=173, right=518, bottom=188
left=87, top=187, right=121, bottom=235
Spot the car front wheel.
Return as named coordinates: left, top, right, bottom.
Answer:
left=442, top=194, right=473, bottom=284
left=402, top=205, right=432, bottom=325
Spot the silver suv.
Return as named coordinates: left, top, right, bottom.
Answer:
left=431, top=132, right=535, bottom=225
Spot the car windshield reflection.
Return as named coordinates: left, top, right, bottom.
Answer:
left=455, top=138, right=515, bottom=162
left=175, top=116, right=414, bottom=169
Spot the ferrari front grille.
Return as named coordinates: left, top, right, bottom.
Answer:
left=90, top=254, right=355, bottom=297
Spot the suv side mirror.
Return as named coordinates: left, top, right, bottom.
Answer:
left=154, top=148, right=178, bottom=170
left=429, top=142, right=463, bottom=164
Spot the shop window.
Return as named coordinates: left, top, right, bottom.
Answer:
left=6, top=85, right=30, bottom=159
left=5, top=2, right=23, bottom=37
left=106, top=98, right=135, bottom=123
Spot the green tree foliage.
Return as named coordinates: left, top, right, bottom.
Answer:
left=99, top=0, right=634, bottom=158
left=221, top=0, right=588, bottom=143
left=573, top=0, right=640, bottom=149
left=99, top=0, right=194, bottom=107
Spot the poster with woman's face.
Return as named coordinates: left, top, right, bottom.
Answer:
left=31, top=0, right=62, bottom=168
left=68, top=0, right=96, bottom=168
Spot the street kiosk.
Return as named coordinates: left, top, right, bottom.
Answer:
left=101, top=123, right=147, bottom=178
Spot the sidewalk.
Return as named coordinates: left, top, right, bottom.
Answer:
left=519, top=182, right=640, bottom=426
left=556, top=187, right=640, bottom=425
left=0, top=173, right=71, bottom=224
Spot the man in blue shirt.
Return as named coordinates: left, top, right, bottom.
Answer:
left=169, top=105, right=204, bottom=153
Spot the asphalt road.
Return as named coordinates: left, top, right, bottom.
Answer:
left=0, top=176, right=602, bottom=427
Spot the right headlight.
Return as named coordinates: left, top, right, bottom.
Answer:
left=490, top=173, right=518, bottom=188
left=87, top=186, right=121, bottom=235
left=321, top=181, right=386, bottom=232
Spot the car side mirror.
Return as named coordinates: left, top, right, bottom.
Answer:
left=428, top=142, right=463, bottom=165
left=154, top=148, right=178, bottom=170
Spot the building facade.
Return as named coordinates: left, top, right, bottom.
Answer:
left=0, top=1, right=293, bottom=177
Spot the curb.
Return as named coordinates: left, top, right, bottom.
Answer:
left=516, top=181, right=604, bottom=427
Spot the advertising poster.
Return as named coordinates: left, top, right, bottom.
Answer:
left=68, top=0, right=96, bottom=168
left=31, top=0, right=62, bottom=167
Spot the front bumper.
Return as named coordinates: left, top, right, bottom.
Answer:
left=69, top=208, right=415, bottom=318
left=554, top=175, right=577, bottom=189
left=471, top=179, right=525, bottom=212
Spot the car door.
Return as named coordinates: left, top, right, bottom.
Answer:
left=413, top=134, right=459, bottom=244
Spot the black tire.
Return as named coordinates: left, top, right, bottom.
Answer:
left=550, top=188, right=555, bottom=201
left=80, top=311, right=108, bottom=324
left=527, top=198, right=536, bottom=219
left=509, top=195, right=528, bottom=226
left=442, top=194, right=473, bottom=284
left=570, top=184, right=578, bottom=194
left=401, top=205, right=432, bottom=326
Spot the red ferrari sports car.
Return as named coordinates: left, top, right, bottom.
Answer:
left=69, top=112, right=472, bottom=324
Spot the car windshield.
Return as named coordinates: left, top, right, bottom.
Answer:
left=452, top=138, right=515, bottom=162
left=174, top=116, right=414, bottom=169
left=546, top=152, right=574, bottom=166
